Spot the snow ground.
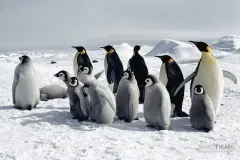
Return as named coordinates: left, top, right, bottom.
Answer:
left=0, top=42, right=240, bottom=160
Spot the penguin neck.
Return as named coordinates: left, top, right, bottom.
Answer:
left=201, top=52, right=217, bottom=65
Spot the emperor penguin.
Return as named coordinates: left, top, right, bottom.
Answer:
left=12, top=55, right=40, bottom=110
left=116, top=69, right=139, bottom=122
left=40, top=84, right=67, bottom=101
left=190, top=85, right=215, bottom=132
left=82, top=80, right=116, bottom=124
left=54, top=70, right=71, bottom=86
left=144, top=75, right=171, bottom=130
left=128, top=45, right=148, bottom=104
left=67, top=77, right=89, bottom=121
left=101, top=45, right=124, bottom=94
left=72, top=46, right=93, bottom=77
left=173, top=41, right=237, bottom=114
left=155, top=55, right=188, bottom=117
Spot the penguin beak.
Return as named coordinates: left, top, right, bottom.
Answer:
left=155, top=55, right=163, bottom=59
left=189, top=41, right=198, bottom=45
left=100, top=47, right=105, bottom=50
left=54, top=74, right=59, bottom=77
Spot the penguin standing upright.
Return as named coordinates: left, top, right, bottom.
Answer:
left=101, top=45, right=124, bottom=94
left=190, top=85, right=215, bottom=132
left=116, top=69, right=139, bottom=122
left=144, top=75, right=171, bottom=130
left=128, top=45, right=148, bottom=103
left=72, top=46, right=93, bottom=77
left=155, top=55, right=188, bottom=117
left=12, top=55, right=40, bottom=110
left=173, top=41, right=237, bottom=114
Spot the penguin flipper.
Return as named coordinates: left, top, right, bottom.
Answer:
left=223, top=70, right=237, bottom=84
left=94, top=70, right=105, bottom=79
left=96, top=86, right=115, bottom=112
left=12, top=68, right=20, bottom=104
left=173, top=72, right=196, bottom=96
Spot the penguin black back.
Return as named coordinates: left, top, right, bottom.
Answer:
left=72, top=46, right=93, bottom=69
left=129, top=45, right=148, bottom=103
left=156, top=55, right=187, bottom=117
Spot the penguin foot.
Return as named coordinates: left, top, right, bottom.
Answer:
left=72, top=117, right=78, bottom=120
left=14, top=106, right=22, bottom=110
left=176, top=111, right=189, bottom=117
left=27, top=105, right=32, bottom=111
left=204, top=129, right=211, bottom=133
left=134, top=117, right=139, bottom=120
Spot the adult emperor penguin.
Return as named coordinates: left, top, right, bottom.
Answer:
left=82, top=79, right=116, bottom=124
left=190, top=85, right=215, bottom=132
left=116, top=69, right=139, bottom=122
left=12, top=55, right=40, bottom=110
left=101, top=45, right=124, bottom=94
left=155, top=55, right=188, bottom=117
left=67, top=77, right=89, bottom=121
left=128, top=45, right=148, bottom=103
left=72, top=46, right=93, bottom=77
left=144, top=75, right=171, bottom=130
left=173, top=41, right=237, bottom=114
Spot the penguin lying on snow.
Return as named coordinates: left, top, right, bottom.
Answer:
left=190, top=85, right=215, bottom=132
left=116, top=69, right=139, bottom=122
left=40, top=84, right=67, bottom=101
left=155, top=55, right=188, bottom=117
left=12, top=55, right=40, bottom=110
left=144, top=75, right=171, bottom=130
left=101, top=45, right=124, bottom=94
left=173, top=41, right=237, bottom=114
left=82, top=79, right=116, bottom=124
left=128, top=45, right=148, bottom=104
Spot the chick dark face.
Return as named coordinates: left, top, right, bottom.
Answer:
left=19, top=55, right=31, bottom=64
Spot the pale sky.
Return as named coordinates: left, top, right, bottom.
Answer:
left=0, top=0, right=239, bottom=51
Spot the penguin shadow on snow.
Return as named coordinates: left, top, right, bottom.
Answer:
left=0, top=105, right=16, bottom=110
left=169, top=117, right=200, bottom=133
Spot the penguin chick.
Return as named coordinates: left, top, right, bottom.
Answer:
left=12, top=55, right=40, bottom=110
left=82, top=80, right=116, bottom=124
left=144, top=75, right=171, bottom=130
left=72, top=46, right=93, bottom=77
left=68, top=77, right=89, bottom=121
left=54, top=70, right=71, bottom=86
left=40, top=84, right=67, bottom=101
left=116, top=69, right=139, bottom=122
left=190, top=85, right=215, bottom=132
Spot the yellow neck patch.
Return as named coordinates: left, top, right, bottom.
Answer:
left=138, top=50, right=141, bottom=54
left=80, top=50, right=86, bottom=54
left=107, top=48, right=115, bottom=55
left=201, top=51, right=217, bottom=64
left=168, top=58, right=174, bottom=63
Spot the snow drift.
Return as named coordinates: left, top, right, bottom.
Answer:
left=212, top=35, right=240, bottom=52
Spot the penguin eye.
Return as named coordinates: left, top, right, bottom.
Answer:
left=84, top=68, right=88, bottom=71
left=59, top=73, right=63, bottom=77
left=195, top=86, right=204, bottom=94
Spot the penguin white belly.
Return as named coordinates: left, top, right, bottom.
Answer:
left=15, top=72, right=39, bottom=108
left=159, top=64, right=168, bottom=86
left=191, top=61, right=224, bottom=113
left=104, top=56, right=114, bottom=91
left=73, top=57, right=78, bottom=77
left=78, top=74, right=95, bottom=84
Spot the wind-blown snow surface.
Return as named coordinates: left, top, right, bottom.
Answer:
left=0, top=43, right=240, bottom=160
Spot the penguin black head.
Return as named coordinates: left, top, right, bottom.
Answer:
left=122, top=69, right=133, bottom=80
left=69, top=77, right=79, bottom=87
left=133, top=45, right=141, bottom=55
left=194, top=85, right=205, bottom=95
left=100, top=45, right=115, bottom=54
left=82, top=84, right=90, bottom=96
left=189, top=41, right=212, bottom=53
left=155, top=55, right=174, bottom=63
left=145, top=75, right=159, bottom=87
left=78, top=65, right=92, bottom=75
left=72, top=46, right=86, bottom=54
left=54, top=70, right=69, bottom=81
left=19, top=55, right=31, bottom=64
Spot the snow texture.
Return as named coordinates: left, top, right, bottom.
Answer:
left=212, top=35, right=240, bottom=52
left=0, top=40, right=239, bottom=160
